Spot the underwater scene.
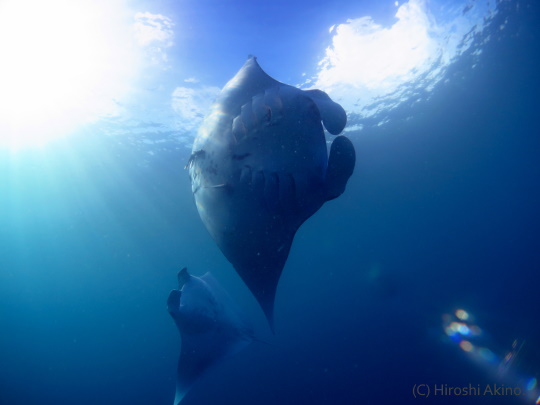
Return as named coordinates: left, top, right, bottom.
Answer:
left=0, top=0, right=539, bottom=404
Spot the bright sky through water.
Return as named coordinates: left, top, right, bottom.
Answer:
left=0, top=0, right=498, bottom=149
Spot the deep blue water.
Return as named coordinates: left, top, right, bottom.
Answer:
left=1, top=1, right=539, bottom=405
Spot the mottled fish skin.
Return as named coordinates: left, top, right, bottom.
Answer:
left=188, top=56, right=355, bottom=326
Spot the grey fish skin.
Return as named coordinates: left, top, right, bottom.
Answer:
left=188, top=56, right=355, bottom=326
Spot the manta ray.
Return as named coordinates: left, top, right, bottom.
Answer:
left=167, top=267, right=253, bottom=404
left=187, top=56, right=355, bottom=325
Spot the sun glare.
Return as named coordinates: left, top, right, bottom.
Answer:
left=314, top=0, right=499, bottom=122
left=0, top=0, right=139, bottom=149
left=315, top=0, right=435, bottom=101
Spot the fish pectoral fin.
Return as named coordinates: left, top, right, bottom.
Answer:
left=185, top=150, right=206, bottom=169
left=324, top=135, right=356, bottom=201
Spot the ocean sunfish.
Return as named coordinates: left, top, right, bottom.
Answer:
left=167, top=267, right=253, bottom=404
left=187, top=56, right=356, bottom=325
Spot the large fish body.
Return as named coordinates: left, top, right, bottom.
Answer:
left=188, top=56, right=355, bottom=323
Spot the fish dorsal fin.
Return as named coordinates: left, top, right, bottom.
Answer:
left=304, top=89, right=347, bottom=135
left=177, top=267, right=191, bottom=290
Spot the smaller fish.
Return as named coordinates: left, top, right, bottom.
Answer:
left=167, top=267, right=253, bottom=404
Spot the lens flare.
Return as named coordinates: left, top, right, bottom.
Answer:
left=455, top=309, right=469, bottom=321
left=442, top=309, right=539, bottom=403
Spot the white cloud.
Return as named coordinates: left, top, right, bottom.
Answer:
left=319, top=3, right=435, bottom=90
left=133, top=12, right=174, bottom=66
left=313, top=0, right=499, bottom=125
left=171, top=86, right=221, bottom=133
left=133, top=12, right=174, bottom=47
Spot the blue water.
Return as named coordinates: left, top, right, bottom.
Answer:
left=1, top=1, right=539, bottom=404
